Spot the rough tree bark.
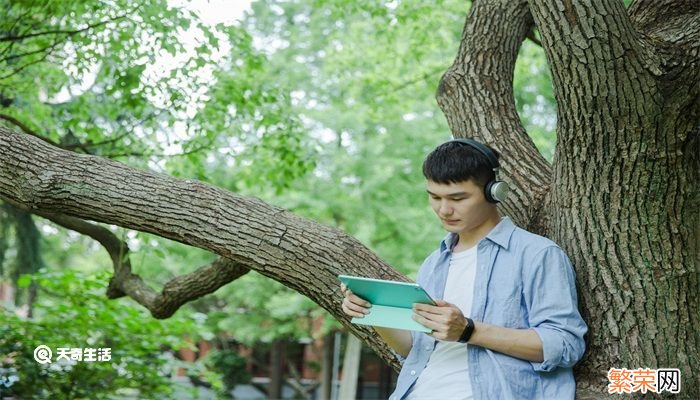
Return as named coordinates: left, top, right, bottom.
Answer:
left=437, top=0, right=699, bottom=397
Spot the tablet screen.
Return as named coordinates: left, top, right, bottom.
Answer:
left=338, top=274, right=435, bottom=308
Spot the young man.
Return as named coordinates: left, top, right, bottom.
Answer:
left=340, top=139, right=587, bottom=399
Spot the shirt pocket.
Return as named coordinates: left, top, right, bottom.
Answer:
left=484, top=271, right=523, bottom=326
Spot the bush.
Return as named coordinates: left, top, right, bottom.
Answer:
left=0, top=269, right=213, bottom=399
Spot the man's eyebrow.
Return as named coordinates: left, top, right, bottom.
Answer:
left=426, top=190, right=469, bottom=197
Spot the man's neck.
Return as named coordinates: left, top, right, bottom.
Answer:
left=454, top=212, right=501, bottom=252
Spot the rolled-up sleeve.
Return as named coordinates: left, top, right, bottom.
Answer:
left=524, top=246, right=588, bottom=372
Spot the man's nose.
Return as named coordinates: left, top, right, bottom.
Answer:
left=439, top=201, right=453, bottom=216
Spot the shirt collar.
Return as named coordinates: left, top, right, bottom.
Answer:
left=439, top=216, right=516, bottom=252
left=484, top=216, right=516, bottom=249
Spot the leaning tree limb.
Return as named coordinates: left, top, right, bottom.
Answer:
left=0, top=126, right=405, bottom=370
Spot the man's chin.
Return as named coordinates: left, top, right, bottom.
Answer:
left=442, top=223, right=463, bottom=233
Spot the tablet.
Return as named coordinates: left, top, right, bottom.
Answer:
left=338, top=274, right=435, bottom=332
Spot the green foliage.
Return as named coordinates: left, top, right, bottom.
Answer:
left=206, top=350, right=251, bottom=394
left=513, top=39, right=557, bottom=161
left=1, top=0, right=312, bottom=184
left=0, top=269, right=214, bottom=399
left=209, top=272, right=320, bottom=345
left=265, top=1, right=457, bottom=265
left=1, top=1, right=193, bottom=150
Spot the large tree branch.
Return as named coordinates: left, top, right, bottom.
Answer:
left=3, top=197, right=250, bottom=318
left=436, top=0, right=551, bottom=232
left=0, top=127, right=404, bottom=370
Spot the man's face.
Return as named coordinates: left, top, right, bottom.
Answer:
left=426, top=179, right=493, bottom=234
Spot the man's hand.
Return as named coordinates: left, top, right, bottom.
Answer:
left=340, top=283, right=371, bottom=318
left=415, top=300, right=546, bottom=362
left=339, top=283, right=413, bottom=357
left=412, top=300, right=468, bottom=341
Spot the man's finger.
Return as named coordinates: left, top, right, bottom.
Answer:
left=342, top=301, right=368, bottom=318
left=413, top=302, right=443, bottom=314
left=347, top=292, right=371, bottom=308
left=412, top=312, right=440, bottom=331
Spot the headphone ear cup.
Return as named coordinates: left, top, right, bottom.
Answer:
left=488, top=181, right=510, bottom=203
left=484, top=181, right=496, bottom=203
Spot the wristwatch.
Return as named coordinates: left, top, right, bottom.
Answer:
left=458, top=317, right=475, bottom=343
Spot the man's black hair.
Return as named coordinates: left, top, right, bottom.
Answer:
left=422, top=141, right=500, bottom=187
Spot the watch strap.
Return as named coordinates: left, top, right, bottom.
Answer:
left=458, top=317, right=475, bottom=343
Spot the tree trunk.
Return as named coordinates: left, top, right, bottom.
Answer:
left=338, top=334, right=361, bottom=400
left=5, top=204, right=44, bottom=309
left=533, top=1, right=699, bottom=396
left=319, top=333, right=334, bottom=400
left=269, top=340, right=284, bottom=400
left=437, top=0, right=699, bottom=397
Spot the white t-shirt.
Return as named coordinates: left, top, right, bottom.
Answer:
left=405, top=246, right=477, bottom=400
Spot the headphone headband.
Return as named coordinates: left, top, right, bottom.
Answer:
left=448, top=138, right=499, bottom=170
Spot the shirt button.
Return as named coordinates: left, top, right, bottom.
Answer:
left=410, top=370, right=416, bottom=375
left=425, top=345, right=431, bottom=350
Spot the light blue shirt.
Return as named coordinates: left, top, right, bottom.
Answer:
left=390, top=217, right=588, bottom=400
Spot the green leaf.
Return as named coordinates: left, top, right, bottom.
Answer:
left=17, top=274, right=32, bottom=288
